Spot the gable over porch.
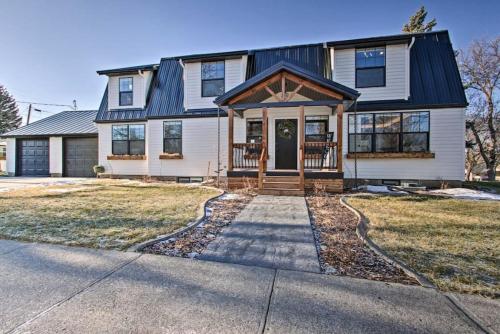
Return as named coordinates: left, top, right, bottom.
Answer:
left=215, top=62, right=359, bottom=195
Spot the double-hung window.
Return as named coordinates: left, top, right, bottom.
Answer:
left=201, top=61, right=225, bottom=97
left=305, top=116, right=329, bottom=142
left=119, top=77, right=133, bottom=106
left=164, top=121, right=182, bottom=154
left=246, top=119, right=262, bottom=143
left=355, top=47, right=385, bottom=88
left=348, top=112, right=430, bottom=153
left=112, top=124, right=145, bottom=155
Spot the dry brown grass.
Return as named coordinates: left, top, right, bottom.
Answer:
left=0, top=179, right=220, bottom=250
left=347, top=195, right=500, bottom=297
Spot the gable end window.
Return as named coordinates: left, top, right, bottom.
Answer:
left=164, top=121, right=182, bottom=154
left=355, top=47, right=386, bottom=88
left=201, top=61, right=225, bottom=97
left=119, top=77, right=133, bottom=106
left=112, top=124, right=145, bottom=155
left=348, top=111, right=429, bottom=153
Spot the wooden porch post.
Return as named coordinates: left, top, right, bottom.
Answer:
left=258, top=107, right=268, bottom=190
left=336, top=103, right=344, bottom=173
left=228, top=108, right=234, bottom=171
left=299, top=105, right=305, bottom=191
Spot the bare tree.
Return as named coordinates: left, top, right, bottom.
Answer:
left=460, top=37, right=500, bottom=181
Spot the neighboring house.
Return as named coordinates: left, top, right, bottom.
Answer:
left=1, top=111, right=98, bottom=177
left=2, top=30, right=467, bottom=193
left=0, top=141, right=6, bottom=173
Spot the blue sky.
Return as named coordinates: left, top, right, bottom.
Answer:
left=0, top=0, right=498, bottom=123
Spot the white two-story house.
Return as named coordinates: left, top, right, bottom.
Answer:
left=2, top=30, right=467, bottom=194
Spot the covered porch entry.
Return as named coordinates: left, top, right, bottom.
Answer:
left=215, top=62, right=359, bottom=195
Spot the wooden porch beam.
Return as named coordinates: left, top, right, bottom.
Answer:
left=336, top=104, right=344, bottom=173
left=264, top=86, right=283, bottom=102
left=283, top=72, right=344, bottom=100
left=228, top=99, right=341, bottom=110
left=281, top=74, right=286, bottom=101
left=299, top=105, right=305, bottom=191
left=228, top=75, right=282, bottom=104
left=228, top=108, right=234, bottom=171
left=285, top=84, right=303, bottom=102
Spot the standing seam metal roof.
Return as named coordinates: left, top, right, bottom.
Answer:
left=1, top=110, right=98, bottom=137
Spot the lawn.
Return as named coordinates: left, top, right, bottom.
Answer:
left=0, top=180, right=220, bottom=250
left=347, top=195, right=500, bottom=297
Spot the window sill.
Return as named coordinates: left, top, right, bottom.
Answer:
left=159, top=153, right=183, bottom=160
left=107, top=155, right=147, bottom=160
left=346, top=152, right=435, bottom=159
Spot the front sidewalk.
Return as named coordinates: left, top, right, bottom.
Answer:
left=0, top=240, right=493, bottom=333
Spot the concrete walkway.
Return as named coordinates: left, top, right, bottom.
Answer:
left=1, top=240, right=497, bottom=333
left=199, top=195, right=321, bottom=273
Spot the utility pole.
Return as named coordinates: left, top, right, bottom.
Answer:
left=26, top=104, right=32, bottom=125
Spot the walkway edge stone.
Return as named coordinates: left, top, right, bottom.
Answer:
left=339, top=195, right=436, bottom=288
left=128, top=189, right=225, bottom=252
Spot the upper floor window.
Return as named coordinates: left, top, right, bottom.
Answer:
left=119, top=77, right=133, bottom=106
left=348, top=111, right=429, bottom=153
left=201, top=61, right=225, bottom=97
left=164, top=121, right=182, bottom=154
left=355, top=47, right=385, bottom=88
left=112, top=124, right=145, bottom=155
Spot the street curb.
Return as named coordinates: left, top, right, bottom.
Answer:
left=339, top=195, right=436, bottom=288
left=127, top=189, right=225, bottom=252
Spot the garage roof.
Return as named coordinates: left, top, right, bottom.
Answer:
left=1, top=110, right=98, bottom=138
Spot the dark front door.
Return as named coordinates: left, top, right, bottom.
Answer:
left=64, top=137, right=98, bottom=177
left=275, top=119, right=298, bottom=170
left=17, top=139, right=49, bottom=176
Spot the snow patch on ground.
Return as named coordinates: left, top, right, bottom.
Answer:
left=220, top=193, right=242, bottom=200
left=46, top=187, right=89, bottom=193
left=430, top=188, right=500, bottom=201
left=356, top=185, right=407, bottom=194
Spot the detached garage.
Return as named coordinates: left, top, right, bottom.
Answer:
left=1, top=110, right=98, bottom=177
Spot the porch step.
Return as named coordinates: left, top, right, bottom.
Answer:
left=263, top=181, right=300, bottom=190
left=259, top=189, right=305, bottom=196
left=262, top=176, right=300, bottom=183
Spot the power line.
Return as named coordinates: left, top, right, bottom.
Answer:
left=17, top=100, right=77, bottom=110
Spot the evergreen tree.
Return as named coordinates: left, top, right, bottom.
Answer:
left=0, top=85, right=22, bottom=134
left=402, top=6, right=437, bottom=33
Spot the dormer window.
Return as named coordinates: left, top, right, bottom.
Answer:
left=355, top=47, right=385, bottom=88
left=201, top=61, right=225, bottom=97
left=119, top=77, right=133, bottom=106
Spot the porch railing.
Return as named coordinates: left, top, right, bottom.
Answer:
left=232, top=143, right=262, bottom=169
left=304, top=141, right=337, bottom=170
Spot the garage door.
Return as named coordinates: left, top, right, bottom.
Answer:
left=64, top=137, right=98, bottom=177
left=17, top=139, right=49, bottom=176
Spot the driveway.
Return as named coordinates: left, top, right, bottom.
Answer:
left=199, top=195, right=321, bottom=273
left=1, top=240, right=496, bottom=333
left=0, top=177, right=93, bottom=192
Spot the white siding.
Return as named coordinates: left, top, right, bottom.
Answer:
left=107, top=71, right=153, bottom=110
left=184, top=58, right=245, bottom=110
left=97, top=123, right=148, bottom=175
left=332, top=44, right=408, bottom=101
left=49, top=137, right=63, bottom=175
left=342, top=108, right=466, bottom=181
left=148, top=118, right=228, bottom=177
left=5, top=138, right=15, bottom=175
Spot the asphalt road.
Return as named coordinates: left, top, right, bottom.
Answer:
left=1, top=240, right=496, bottom=334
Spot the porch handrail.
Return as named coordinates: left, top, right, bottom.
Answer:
left=304, top=141, right=338, bottom=170
left=232, top=142, right=261, bottom=169
left=258, top=146, right=267, bottom=190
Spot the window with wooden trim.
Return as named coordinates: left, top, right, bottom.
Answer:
left=112, top=124, right=145, bottom=155
left=163, top=121, right=182, bottom=154
left=305, top=116, right=329, bottom=142
left=355, top=47, right=385, bottom=88
left=246, top=119, right=262, bottom=143
left=119, top=77, right=133, bottom=106
left=348, top=111, right=429, bottom=153
left=201, top=61, right=225, bottom=97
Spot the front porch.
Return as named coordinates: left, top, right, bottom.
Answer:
left=215, top=62, right=359, bottom=195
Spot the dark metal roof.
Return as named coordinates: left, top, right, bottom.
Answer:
left=246, top=43, right=330, bottom=79
left=214, top=61, right=360, bottom=106
left=97, top=64, right=159, bottom=75
left=146, top=59, right=184, bottom=118
left=168, top=50, right=248, bottom=62
left=95, top=87, right=148, bottom=122
left=1, top=110, right=98, bottom=137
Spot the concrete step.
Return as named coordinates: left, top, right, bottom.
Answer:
left=259, top=189, right=305, bottom=196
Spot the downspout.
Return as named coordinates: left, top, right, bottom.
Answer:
left=406, top=37, right=415, bottom=100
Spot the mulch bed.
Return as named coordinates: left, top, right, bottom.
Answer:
left=306, top=194, right=418, bottom=285
left=143, top=191, right=254, bottom=258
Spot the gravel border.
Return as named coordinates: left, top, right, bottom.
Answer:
left=127, top=189, right=225, bottom=252
left=340, top=195, right=436, bottom=288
